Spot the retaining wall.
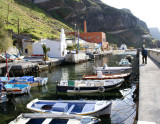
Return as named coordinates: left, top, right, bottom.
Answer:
left=148, top=49, right=160, bottom=63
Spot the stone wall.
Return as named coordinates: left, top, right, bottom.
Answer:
left=34, top=0, right=50, bottom=3
left=148, top=49, right=160, bottom=63
left=65, top=53, right=89, bottom=63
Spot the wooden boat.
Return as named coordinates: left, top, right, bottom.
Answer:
left=0, top=76, right=48, bottom=87
left=27, top=99, right=112, bottom=117
left=3, top=83, right=31, bottom=94
left=0, top=92, right=7, bottom=103
left=9, top=113, right=100, bottom=124
left=57, top=79, right=124, bottom=93
left=83, top=71, right=130, bottom=80
left=118, top=58, right=131, bottom=67
left=93, top=64, right=132, bottom=74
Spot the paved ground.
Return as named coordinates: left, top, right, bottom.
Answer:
left=138, top=54, right=160, bottom=124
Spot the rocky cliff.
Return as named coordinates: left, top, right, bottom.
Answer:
left=25, top=0, right=152, bottom=47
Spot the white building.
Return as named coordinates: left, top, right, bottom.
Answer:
left=32, top=29, right=67, bottom=58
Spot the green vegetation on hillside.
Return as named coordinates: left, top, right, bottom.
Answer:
left=0, top=0, right=73, bottom=40
left=0, top=18, right=12, bottom=52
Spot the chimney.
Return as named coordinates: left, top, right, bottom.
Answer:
left=84, top=20, right=87, bottom=33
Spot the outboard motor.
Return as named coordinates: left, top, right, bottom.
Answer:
left=97, top=71, right=104, bottom=78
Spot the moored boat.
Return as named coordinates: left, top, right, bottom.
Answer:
left=0, top=76, right=48, bottom=87
left=3, top=83, right=31, bottom=94
left=9, top=113, right=100, bottom=124
left=93, top=64, right=132, bottom=74
left=83, top=71, right=130, bottom=80
left=27, top=99, right=112, bottom=117
left=118, top=58, right=131, bottom=67
left=57, top=79, right=124, bottom=93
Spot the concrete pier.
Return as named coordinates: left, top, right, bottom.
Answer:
left=138, top=53, right=160, bottom=124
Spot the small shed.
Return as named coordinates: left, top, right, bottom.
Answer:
left=120, top=44, right=127, bottom=50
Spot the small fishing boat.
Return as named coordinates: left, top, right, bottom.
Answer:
left=83, top=71, right=130, bottom=80
left=3, top=84, right=31, bottom=94
left=93, top=64, right=132, bottom=74
left=1, top=76, right=48, bottom=87
left=118, top=58, right=131, bottom=67
left=0, top=92, right=7, bottom=103
left=57, top=79, right=124, bottom=93
left=27, top=99, right=112, bottom=117
left=9, top=113, right=100, bottom=124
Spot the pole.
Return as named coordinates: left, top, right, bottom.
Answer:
left=74, top=23, right=76, bottom=43
left=78, top=29, right=79, bottom=54
left=5, top=51, right=9, bottom=80
left=7, top=3, right=9, bottom=27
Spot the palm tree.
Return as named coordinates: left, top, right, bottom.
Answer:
left=66, top=45, right=74, bottom=54
left=41, top=44, right=50, bottom=61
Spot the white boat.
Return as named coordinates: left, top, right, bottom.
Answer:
left=27, top=99, right=112, bottom=117
left=93, top=64, right=132, bottom=74
left=57, top=79, right=124, bottom=93
left=3, top=84, right=31, bottom=94
left=9, top=113, right=100, bottom=124
left=118, top=58, right=131, bottom=67
left=0, top=92, right=7, bottom=103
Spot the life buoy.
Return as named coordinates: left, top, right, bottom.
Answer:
left=74, top=87, right=80, bottom=92
left=98, top=86, right=105, bottom=93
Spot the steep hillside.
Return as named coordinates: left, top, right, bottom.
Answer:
left=33, top=0, right=151, bottom=48
left=0, top=0, right=73, bottom=40
left=0, top=18, right=12, bottom=52
left=149, top=28, right=160, bottom=40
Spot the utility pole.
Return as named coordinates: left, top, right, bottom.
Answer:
left=7, top=3, right=9, bottom=26
left=77, top=29, right=79, bottom=54
left=74, top=23, right=76, bottom=43
left=17, top=18, right=21, bottom=55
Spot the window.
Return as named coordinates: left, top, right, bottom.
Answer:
left=88, top=37, right=91, bottom=39
left=97, top=37, right=99, bottom=39
left=84, top=37, right=86, bottom=39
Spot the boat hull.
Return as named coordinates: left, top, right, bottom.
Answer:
left=3, top=84, right=31, bottom=94
left=27, top=99, right=112, bottom=117
left=93, top=67, right=132, bottom=74
left=56, top=83, right=122, bottom=93
left=83, top=73, right=130, bottom=80
left=9, top=113, right=100, bottom=124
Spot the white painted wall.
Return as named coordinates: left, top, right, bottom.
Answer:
left=65, top=53, right=89, bottom=63
left=32, top=29, right=67, bottom=58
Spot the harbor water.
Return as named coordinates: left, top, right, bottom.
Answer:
left=0, top=54, right=139, bottom=124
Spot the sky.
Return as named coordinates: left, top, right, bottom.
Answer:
left=101, top=0, right=160, bottom=30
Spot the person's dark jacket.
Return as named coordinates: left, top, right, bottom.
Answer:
left=142, top=48, right=148, bottom=57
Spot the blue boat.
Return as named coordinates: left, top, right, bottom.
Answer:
left=0, top=76, right=48, bottom=87
left=3, top=83, right=31, bottom=94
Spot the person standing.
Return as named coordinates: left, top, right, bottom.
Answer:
left=142, top=47, right=148, bottom=64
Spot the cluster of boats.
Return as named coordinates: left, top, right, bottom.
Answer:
left=1, top=57, right=133, bottom=124
left=0, top=76, right=48, bottom=103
